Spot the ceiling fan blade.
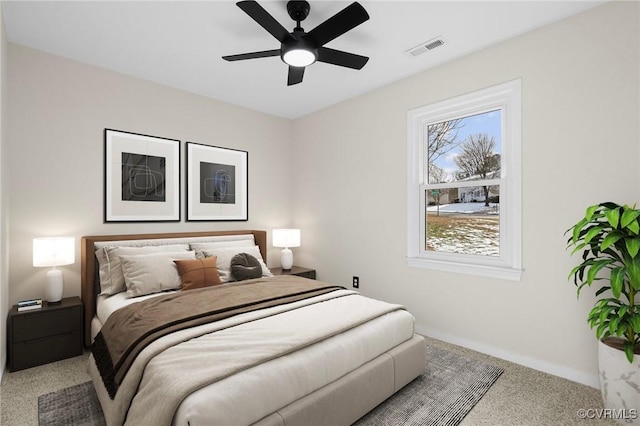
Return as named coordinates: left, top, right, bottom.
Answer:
left=317, top=47, right=369, bottom=70
left=222, top=49, right=281, bottom=61
left=307, top=2, right=369, bottom=46
left=287, top=66, right=305, bottom=86
left=237, top=1, right=296, bottom=44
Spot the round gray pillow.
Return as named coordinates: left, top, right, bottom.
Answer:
left=230, top=252, right=263, bottom=281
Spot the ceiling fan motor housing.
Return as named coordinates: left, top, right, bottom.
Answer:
left=281, top=28, right=318, bottom=66
left=287, top=1, right=311, bottom=23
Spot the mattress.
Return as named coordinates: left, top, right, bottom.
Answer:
left=90, top=286, right=416, bottom=426
left=172, top=308, right=414, bottom=426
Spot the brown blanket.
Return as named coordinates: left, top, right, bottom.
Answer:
left=92, top=276, right=343, bottom=398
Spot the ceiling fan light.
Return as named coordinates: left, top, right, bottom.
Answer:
left=283, top=49, right=316, bottom=67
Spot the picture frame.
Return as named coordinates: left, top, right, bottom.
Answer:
left=104, top=129, right=180, bottom=222
left=186, top=142, right=248, bottom=221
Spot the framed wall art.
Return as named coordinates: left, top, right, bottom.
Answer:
left=104, top=129, right=180, bottom=222
left=186, top=142, right=248, bottom=221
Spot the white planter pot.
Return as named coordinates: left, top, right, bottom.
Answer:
left=598, top=339, right=640, bottom=424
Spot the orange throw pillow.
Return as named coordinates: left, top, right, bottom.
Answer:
left=174, top=256, right=222, bottom=291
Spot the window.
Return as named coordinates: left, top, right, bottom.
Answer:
left=407, top=80, right=522, bottom=280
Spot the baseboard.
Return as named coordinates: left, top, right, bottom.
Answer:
left=416, top=324, right=600, bottom=389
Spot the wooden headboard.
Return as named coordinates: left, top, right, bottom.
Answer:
left=80, top=230, right=267, bottom=347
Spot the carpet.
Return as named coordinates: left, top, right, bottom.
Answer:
left=38, top=345, right=502, bottom=426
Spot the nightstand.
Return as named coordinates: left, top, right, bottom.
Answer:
left=271, top=266, right=316, bottom=280
left=7, top=296, right=83, bottom=372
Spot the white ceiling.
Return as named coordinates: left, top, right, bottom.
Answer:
left=3, top=1, right=605, bottom=119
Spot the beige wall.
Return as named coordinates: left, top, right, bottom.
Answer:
left=7, top=45, right=294, bottom=305
left=291, top=1, right=639, bottom=386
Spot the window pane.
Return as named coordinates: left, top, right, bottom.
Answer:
left=427, top=110, right=502, bottom=184
left=425, top=186, right=500, bottom=256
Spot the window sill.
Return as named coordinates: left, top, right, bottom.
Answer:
left=406, top=256, right=523, bottom=281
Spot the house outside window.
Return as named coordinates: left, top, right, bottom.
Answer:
left=407, top=80, right=522, bottom=281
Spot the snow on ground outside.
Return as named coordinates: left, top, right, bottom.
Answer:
left=426, top=202, right=499, bottom=215
left=426, top=203, right=499, bottom=256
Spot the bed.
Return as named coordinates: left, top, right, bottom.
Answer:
left=81, top=230, right=425, bottom=426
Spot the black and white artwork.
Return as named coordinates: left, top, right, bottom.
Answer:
left=104, top=129, right=180, bottom=222
left=199, top=162, right=236, bottom=204
left=186, top=142, right=248, bottom=221
left=121, top=153, right=166, bottom=202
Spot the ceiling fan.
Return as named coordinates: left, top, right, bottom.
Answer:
left=222, top=1, right=370, bottom=86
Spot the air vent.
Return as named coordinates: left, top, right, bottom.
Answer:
left=425, top=39, right=444, bottom=50
left=405, top=37, right=445, bottom=57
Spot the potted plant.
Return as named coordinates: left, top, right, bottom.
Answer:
left=567, top=202, right=640, bottom=422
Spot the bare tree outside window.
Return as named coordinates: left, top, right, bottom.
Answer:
left=427, top=119, right=463, bottom=184
left=454, top=134, right=501, bottom=206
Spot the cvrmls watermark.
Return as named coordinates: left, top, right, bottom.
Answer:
left=577, top=408, right=638, bottom=420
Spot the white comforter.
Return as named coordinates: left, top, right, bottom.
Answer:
left=89, top=289, right=414, bottom=426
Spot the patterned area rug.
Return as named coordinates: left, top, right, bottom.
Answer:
left=38, top=381, right=105, bottom=426
left=38, top=345, right=502, bottom=426
left=356, top=345, right=504, bottom=425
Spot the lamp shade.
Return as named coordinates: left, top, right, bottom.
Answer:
left=33, top=237, right=75, bottom=267
left=272, top=229, right=301, bottom=248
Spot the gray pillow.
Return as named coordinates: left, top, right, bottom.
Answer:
left=230, top=253, right=263, bottom=281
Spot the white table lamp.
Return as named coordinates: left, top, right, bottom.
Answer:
left=33, top=237, right=75, bottom=303
left=273, top=229, right=300, bottom=270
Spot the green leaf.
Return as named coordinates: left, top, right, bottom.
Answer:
left=624, top=341, right=635, bottom=363
left=628, top=221, right=640, bottom=235
left=596, top=321, right=609, bottom=339
left=601, top=233, right=624, bottom=252
left=621, top=209, right=640, bottom=228
left=572, top=218, right=588, bottom=243
left=568, top=263, right=583, bottom=283
left=619, top=305, right=629, bottom=318
left=589, top=305, right=603, bottom=324
left=570, top=242, right=588, bottom=256
left=629, top=315, right=640, bottom=334
left=605, top=208, right=621, bottom=228
left=599, top=306, right=613, bottom=325
left=626, top=238, right=640, bottom=258
left=627, top=257, right=640, bottom=290
left=610, top=316, right=621, bottom=335
left=585, top=205, right=600, bottom=221
left=610, top=267, right=626, bottom=298
left=587, top=259, right=612, bottom=285
left=584, top=225, right=606, bottom=244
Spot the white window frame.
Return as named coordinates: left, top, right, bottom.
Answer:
left=406, top=80, right=522, bottom=281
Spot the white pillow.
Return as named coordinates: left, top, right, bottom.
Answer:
left=190, top=239, right=255, bottom=259
left=120, top=251, right=196, bottom=298
left=202, top=245, right=272, bottom=283
left=97, top=244, right=190, bottom=295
